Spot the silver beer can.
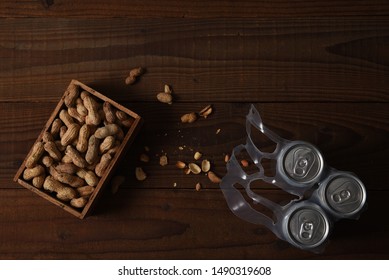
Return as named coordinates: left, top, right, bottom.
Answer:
left=284, top=203, right=330, bottom=250
left=319, top=172, right=367, bottom=219
left=278, top=141, right=324, bottom=186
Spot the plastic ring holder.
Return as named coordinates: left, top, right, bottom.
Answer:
left=220, top=105, right=366, bottom=252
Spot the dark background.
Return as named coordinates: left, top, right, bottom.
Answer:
left=0, top=0, right=388, bottom=259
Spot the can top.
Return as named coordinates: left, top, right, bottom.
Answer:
left=282, top=143, right=323, bottom=184
left=325, top=175, right=366, bottom=215
left=288, top=207, right=329, bottom=248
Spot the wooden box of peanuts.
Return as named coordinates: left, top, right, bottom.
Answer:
left=14, top=80, right=142, bottom=219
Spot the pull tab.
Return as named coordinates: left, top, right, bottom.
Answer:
left=292, top=149, right=315, bottom=178
left=287, top=206, right=329, bottom=249
left=332, top=186, right=351, bottom=204
left=300, top=221, right=314, bottom=240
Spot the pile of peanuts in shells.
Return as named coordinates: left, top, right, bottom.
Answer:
left=22, top=83, right=134, bottom=209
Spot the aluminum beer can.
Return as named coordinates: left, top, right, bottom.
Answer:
left=320, top=172, right=366, bottom=218
left=279, top=141, right=324, bottom=186
left=284, top=203, right=330, bottom=249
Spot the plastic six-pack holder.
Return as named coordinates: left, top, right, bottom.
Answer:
left=220, top=105, right=366, bottom=252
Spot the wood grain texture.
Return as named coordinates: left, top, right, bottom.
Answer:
left=0, top=18, right=388, bottom=102
left=0, top=188, right=387, bottom=259
left=2, top=102, right=387, bottom=191
left=1, top=0, right=388, bottom=260
left=1, top=0, right=389, bottom=18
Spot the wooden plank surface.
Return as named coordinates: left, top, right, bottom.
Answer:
left=0, top=0, right=388, bottom=260
left=0, top=18, right=388, bottom=102
left=0, top=188, right=387, bottom=259
left=1, top=0, right=389, bottom=18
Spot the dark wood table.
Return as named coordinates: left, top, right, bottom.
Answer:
left=0, top=0, right=388, bottom=259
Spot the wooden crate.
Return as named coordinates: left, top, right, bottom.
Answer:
left=14, top=80, right=143, bottom=219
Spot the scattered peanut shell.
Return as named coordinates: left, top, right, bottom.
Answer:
left=199, top=105, right=212, bottom=118
left=125, top=67, right=144, bottom=85
left=140, top=153, right=150, bottom=163
left=216, top=128, right=221, bottom=134
left=125, top=76, right=136, bottom=85
left=201, top=159, right=211, bottom=173
left=164, top=84, right=172, bottom=94
left=195, top=182, right=201, bottom=191
left=224, top=154, right=230, bottom=163
left=241, top=159, right=249, bottom=167
left=181, top=112, right=197, bottom=123
left=135, top=167, right=147, bottom=181
left=184, top=168, right=191, bottom=175
left=160, top=155, right=168, bottom=166
left=194, top=151, right=202, bottom=160
left=188, top=163, right=201, bottom=174
left=176, top=161, right=186, bottom=169
left=156, top=92, right=173, bottom=104
left=208, top=171, right=221, bottom=184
